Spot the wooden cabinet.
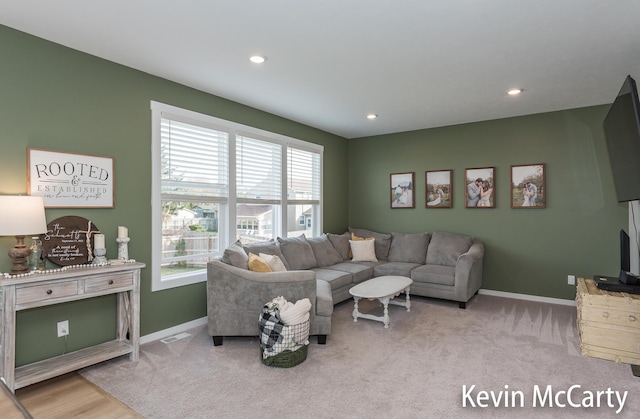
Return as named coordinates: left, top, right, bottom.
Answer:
left=576, top=277, right=640, bottom=365
left=0, top=263, right=144, bottom=391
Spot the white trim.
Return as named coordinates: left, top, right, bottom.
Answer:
left=478, top=288, right=576, bottom=306
left=140, top=316, right=208, bottom=345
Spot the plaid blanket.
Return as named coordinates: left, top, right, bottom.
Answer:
left=259, top=305, right=309, bottom=359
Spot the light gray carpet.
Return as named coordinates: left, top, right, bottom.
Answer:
left=81, top=294, right=640, bottom=418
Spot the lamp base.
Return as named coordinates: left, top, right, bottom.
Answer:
left=8, top=235, right=31, bottom=275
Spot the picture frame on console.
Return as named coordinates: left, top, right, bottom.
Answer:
left=510, top=163, right=545, bottom=208
left=390, top=172, right=415, bottom=209
left=465, top=167, right=495, bottom=208
left=425, top=170, right=452, bottom=208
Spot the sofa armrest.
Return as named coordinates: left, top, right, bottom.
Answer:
left=206, top=260, right=317, bottom=337
left=454, top=241, right=484, bottom=301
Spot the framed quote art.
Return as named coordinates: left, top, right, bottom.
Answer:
left=426, top=170, right=452, bottom=208
left=390, top=172, right=415, bottom=209
left=511, top=163, right=546, bottom=208
left=27, top=148, right=114, bottom=208
left=465, top=167, right=495, bottom=208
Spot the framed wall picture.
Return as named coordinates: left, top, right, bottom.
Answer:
left=390, top=172, right=415, bottom=208
left=426, top=170, right=452, bottom=208
left=511, top=163, right=546, bottom=208
left=465, top=167, right=495, bottom=208
left=27, top=148, right=114, bottom=208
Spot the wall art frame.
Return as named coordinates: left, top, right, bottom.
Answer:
left=465, top=167, right=495, bottom=208
left=27, top=148, right=114, bottom=208
left=390, top=172, right=415, bottom=209
left=511, top=163, right=546, bottom=208
left=425, top=169, right=452, bottom=208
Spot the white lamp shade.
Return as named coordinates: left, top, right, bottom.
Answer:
left=0, top=196, right=48, bottom=236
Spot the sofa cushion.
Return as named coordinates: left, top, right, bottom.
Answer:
left=411, top=264, right=455, bottom=286
left=388, top=232, right=430, bottom=263
left=260, top=253, right=287, bottom=272
left=327, top=232, right=351, bottom=261
left=426, top=231, right=473, bottom=267
left=277, top=235, right=317, bottom=270
left=373, top=261, right=422, bottom=277
left=307, top=234, right=343, bottom=267
left=350, top=239, right=378, bottom=262
left=349, top=227, right=392, bottom=260
left=243, top=240, right=290, bottom=270
left=312, top=268, right=353, bottom=291
left=323, top=262, right=373, bottom=284
left=248, top=253, right=272, bottom=272
left=221, top=240, right=249, bottom=269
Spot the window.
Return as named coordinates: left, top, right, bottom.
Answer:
left=151, top=101, right=323, bottom=291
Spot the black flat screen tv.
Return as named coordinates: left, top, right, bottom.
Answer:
left=603, top=75, right=640, bottom=203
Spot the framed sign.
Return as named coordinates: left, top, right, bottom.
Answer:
left=27, top=148, right=114, bottom=208
left=390, top=172, right=415, bottom=208
left=42, top=216, right=100, bottom=266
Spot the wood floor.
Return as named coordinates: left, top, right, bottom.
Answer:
left=15, top=372, right=142, bottom=419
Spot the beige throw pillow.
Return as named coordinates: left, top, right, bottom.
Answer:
left=349, top=239, right=378, bottom=262
left=260, top=253, right=287, bottom=272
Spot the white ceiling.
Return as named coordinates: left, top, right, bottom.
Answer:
left=1, top=1, right=640, bottom=139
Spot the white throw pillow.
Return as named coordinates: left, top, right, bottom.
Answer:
left=259, top=253, right=288, bottom=272
left=349, top=239, right=378, bottom=262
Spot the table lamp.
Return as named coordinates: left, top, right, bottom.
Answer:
left=0, top=196, right=48, bottom=274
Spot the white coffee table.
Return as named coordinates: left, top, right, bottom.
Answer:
left=349, top=276, right=413, bottom=328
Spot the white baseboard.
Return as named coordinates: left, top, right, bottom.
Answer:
left=140, top=316, right=208, bottom=345
left=478, top=288, right=576, bottom=306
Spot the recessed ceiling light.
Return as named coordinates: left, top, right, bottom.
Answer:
left=249, top=55, right=267, bottom=64
left=507, top=88, right=523, bottom=96
left=366, top=114, right=378, bottom=120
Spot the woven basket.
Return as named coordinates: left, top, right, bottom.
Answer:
left=260, top=344, right=308, bottom=368
left=259, top=319, right=310, bottom=368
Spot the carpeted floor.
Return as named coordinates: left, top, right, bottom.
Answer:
left=81, top=294, right=640, bottom=418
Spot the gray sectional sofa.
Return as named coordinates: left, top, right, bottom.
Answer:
left=207, top=228, right=484, bottom=346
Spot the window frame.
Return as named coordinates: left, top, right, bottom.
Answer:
left=151, top=101, right=323, bottom=291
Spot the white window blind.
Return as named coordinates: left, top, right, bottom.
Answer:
left=236, top=135, right=281, bottom=203
left=288, top=146, right=321, bottom=203
left=161, top=118, right=229, bottom=201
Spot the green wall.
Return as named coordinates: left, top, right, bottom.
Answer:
left=348, top=106, right=628, bottom=300
left=0, top=25, right=348, bottom=365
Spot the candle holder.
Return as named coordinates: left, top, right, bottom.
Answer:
left=92, top=247, right=107, bottom=265
left=117, top=237, right=130, bottom=260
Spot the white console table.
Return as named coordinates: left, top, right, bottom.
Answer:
left=0, top=262, right=144, bottom=392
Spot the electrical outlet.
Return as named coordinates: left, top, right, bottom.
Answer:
left=567, top=275, right=576, bottom=285
left=57, top=320, right=69, bottom=337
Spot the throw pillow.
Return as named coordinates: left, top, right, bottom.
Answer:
left=307, top=234, right=343, bottom=267
left=349, top=227, right=392, bottom=260
left=349, top=233, right=374, bottom=259
left=259, top=253, right=287, bottom=272
left=277, top=235, right=318, bottom=270
left=243, top=240, right=291, bottom=270
left=327, top=232, right=351, bottom=261
left=388, top=232, right=431, bottom=263
left=248, top=253, right=272, bottom=272
left=426, top=231, right=473, bottom=267
left=221, top=240, right=249, bottom=269
left=349, top=239, right=378, bottom=262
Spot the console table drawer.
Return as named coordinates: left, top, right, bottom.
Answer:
left=16, top=281, right=79, bottom=305
left=85, top=272, right=133, bottom=293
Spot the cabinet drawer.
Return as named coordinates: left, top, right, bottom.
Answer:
left=579, top=324, right=640, bottom=355
left=16, top=281, right=79, bottom=305
left=84, top=272, right=133, bottom=293
left=579, top=306, right=640, bottom=328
